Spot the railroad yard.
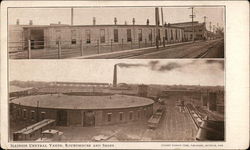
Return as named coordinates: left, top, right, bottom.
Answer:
left=84, top=38, right=224, bottom=59
left=10, top=97, right=212, bottom=141
left=9, top=38, right=223, bottom=59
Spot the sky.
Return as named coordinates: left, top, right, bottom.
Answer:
left=9, top=59, right=224, bottom=86
left=8, top=7, right=224, bottom=30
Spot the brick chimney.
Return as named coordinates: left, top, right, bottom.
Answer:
left=29, top=20, right=33, bottom=25
left=93, top=17, right=96, bottom=25
left=132, top=18, right=135, bottom=25
left=146, top=19, right=149, bottom=25
left=114, top=17, right=117, bottom=25
left=16, top=19, right=20, bottom=25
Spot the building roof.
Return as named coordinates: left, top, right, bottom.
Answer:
left=11, top=94, right=154, bottom=110
left=196, top=120, right=224, bottom=141
left=9, top=24, right=183, bottom=29
left=10, top=85, right=33, bottom=93
left=14, top=119, right=55, bottom=134
left=170, top=21, right=205, bottom=28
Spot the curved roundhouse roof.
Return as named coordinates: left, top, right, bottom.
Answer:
left=11, top=94, right=154, bottom=110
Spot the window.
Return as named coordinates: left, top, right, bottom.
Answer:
left=41, top=112, right=46, bottom=120
left=114, top=29, right=119, bottom=42
left=71, top=30, right=76, bottom=44
left=127, top=29, right=132, bottom=42
left=175, top=29, right=178, bottom=40
left=23, top=109, right=27, bottom=118
left=129, top=111, right=133, bottom=120
left=179, top=30, right=182, bottom=39
left=107, top=113, right=112, bottom=122
left=86, top=30, right=91, bottom=44
left=100, top=29, right=105, bottom=43
left=149, top=29, right=152, bottom=41
left=31, top=110, right=35, bottom=120
left=119, top=112, right=123, bottom=121
left=170, top=29, right=173, bottom=40
left=17, top=108, right=21, bottom=117
left=56, top=30, right=61, bottom=44
left=137, top=111, right=140, bottom=119
left=165, top=29, right=168, bottom=40
left=138, top=29, right=142, bottom=42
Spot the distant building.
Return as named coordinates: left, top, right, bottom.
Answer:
left=169, top=21, right=207, bottom=40
left=9, top=85, right=36, bottom=98
left=138, top=85, right=148, bottom=97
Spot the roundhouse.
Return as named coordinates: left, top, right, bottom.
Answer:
left=10, top=94, right=154, bottom=126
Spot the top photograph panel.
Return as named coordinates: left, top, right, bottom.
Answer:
left=8, top=6, right=224, bottom=59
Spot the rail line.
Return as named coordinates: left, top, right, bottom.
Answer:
left=107, top=39, right=222, bottom=59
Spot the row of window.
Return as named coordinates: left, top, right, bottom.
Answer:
left=55, top=28, right=182, bottom=45
left=107, top=109, right=149, bottom=122
left=16, top=109, right=45, bottom=120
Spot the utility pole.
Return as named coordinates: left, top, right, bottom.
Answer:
left=155, top=7, right=160, bottom=49
left=213, top=25, right=215, bottom=39
left=71, top=7, right=74, bottom=26
left=209, top=22, right=212, bottom=40
left=203, top=16, right=207, bottom=40
left=189, top=7, right=195, bottom=42
left=161, top=7, right=164, bottom=46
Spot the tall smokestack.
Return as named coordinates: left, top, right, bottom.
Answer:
left=113, top=65, right=117, bottom=87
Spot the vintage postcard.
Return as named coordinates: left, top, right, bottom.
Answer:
left=1, top=0, right=249, bottom=149
left=7, top=5, right=224, bottom=59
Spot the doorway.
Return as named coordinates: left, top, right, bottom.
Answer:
left=30, top=29, right=44, bottom=49
left=82, top=111, right=95, bottom=127
left=57, top=110, right=67, bottom=126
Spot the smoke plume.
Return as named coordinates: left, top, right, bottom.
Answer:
left=116, top=63, right=147, bottom=68
left=205, top=60, right=224, bottom=70
left=116, top=61, right=184, bottom=72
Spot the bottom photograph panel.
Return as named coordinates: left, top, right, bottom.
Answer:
left=9, top=59, right=224, bottom=142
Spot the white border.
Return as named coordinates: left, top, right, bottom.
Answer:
left=1, top=1, right=249, bottom=149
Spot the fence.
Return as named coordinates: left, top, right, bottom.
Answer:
left=9, top=38, right=188, bottom=59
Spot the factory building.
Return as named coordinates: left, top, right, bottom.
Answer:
left=8, top=19, right=185, bottom=51
left=9, top=85, right=37, bottom=98
left=170, top=21, right=207, bottom=40
left=10, top=94, right=154, bottom=126
left=138, top=85, right=148, bottom=97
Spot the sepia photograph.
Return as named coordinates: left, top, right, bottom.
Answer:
left=8, top=6, right=224, bottom=59
left=1, top=0, right=249, bottom=149
left=9, top=59, right=224, bottom=142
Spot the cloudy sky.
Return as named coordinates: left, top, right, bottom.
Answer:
left=8, top=7, right=224, bottom=30
left=10, top=60, right=224, bottom=86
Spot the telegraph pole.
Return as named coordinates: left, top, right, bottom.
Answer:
left=213, top=25, right=215, bottom=39
left=203, top=16, right=207, bottom=40
left=189, top=7, right=195, bottom=42
left=71, top=7, right=74, bottom=26
left=161, top=7, right=165, bottom=46
left=209, top=22, right=212, bottom=40
left=155, top=7, right=160, bottom=49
